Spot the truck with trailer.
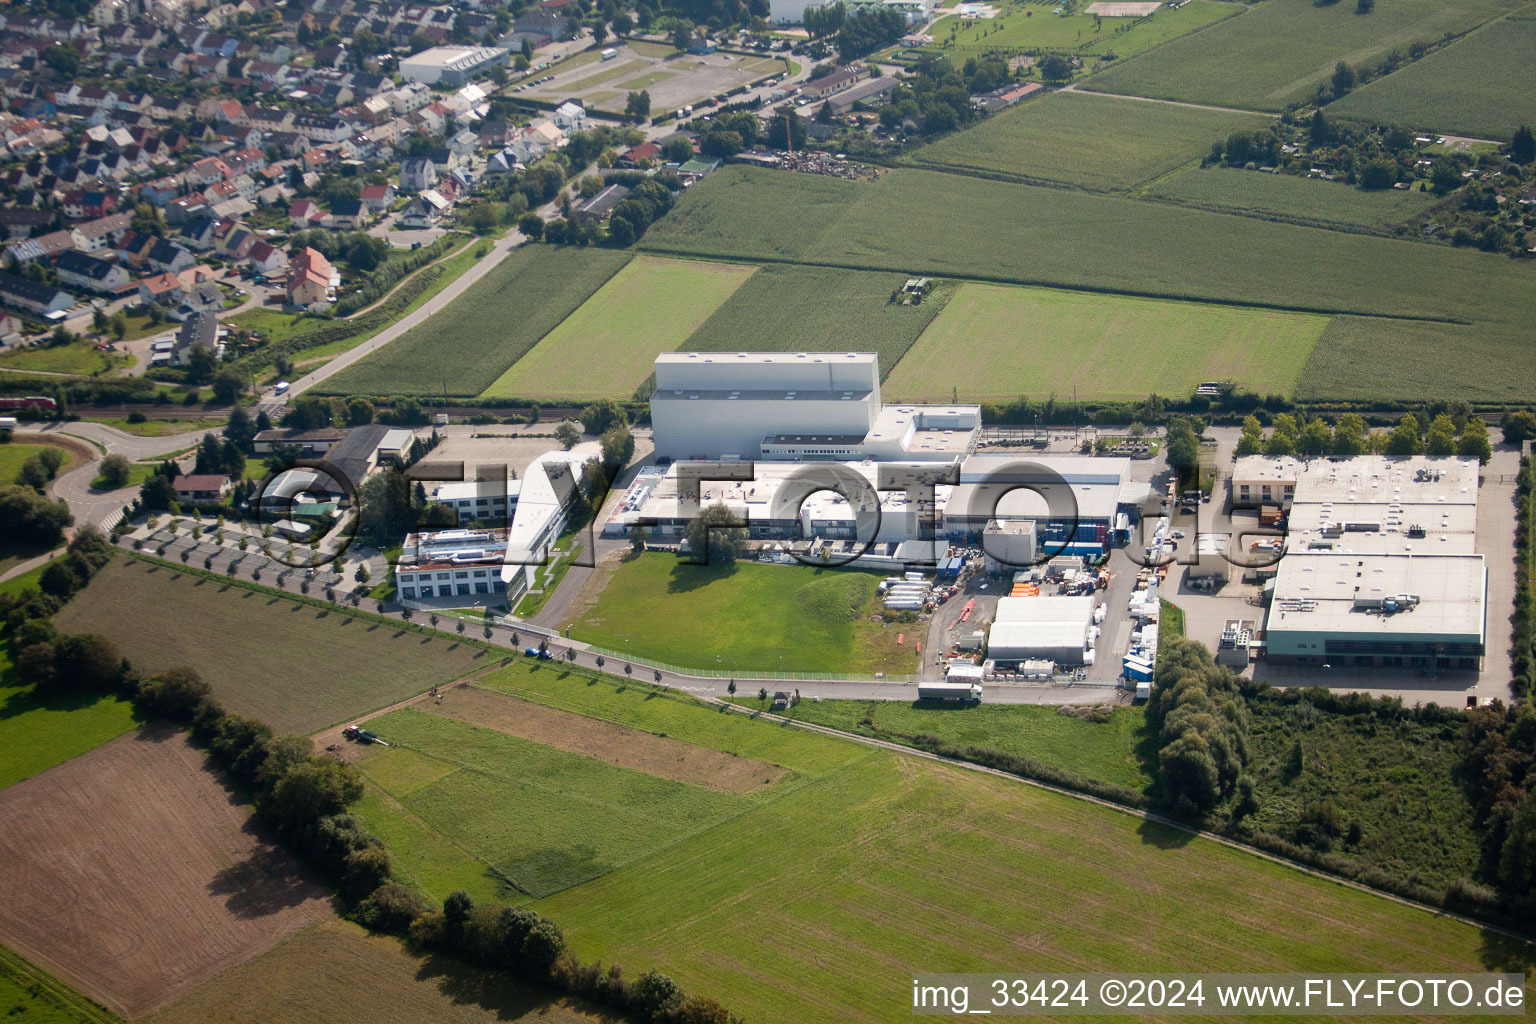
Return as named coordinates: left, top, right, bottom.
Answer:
left=917, top=681, right=983, bottom=704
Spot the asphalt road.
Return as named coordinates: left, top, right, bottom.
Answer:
left=49, top=421, right=214, bottom=460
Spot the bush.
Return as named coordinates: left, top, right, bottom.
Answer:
left=353, top=882, right=428, bottom=931
left=135, top=666, right=213, bottom=722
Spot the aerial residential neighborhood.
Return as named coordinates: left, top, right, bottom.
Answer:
left=0, top=0, right=1534, bottom=1019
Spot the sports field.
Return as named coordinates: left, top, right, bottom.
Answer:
left=885, top=281, right=1327, bottom=401
left=52, top=558, right=485, bottom=733
left=480, top=257, right=756, bottom=401
left=327, top=662, right=1526, bottom=1024
left=566, top=554, right=923, bottom=675
left=1082, top=0, right=1517, bottom=110
left=320, top=247, right=633, bottom=397
left=1327, top=14, right=1536, bottom=140
left=1144, top=166, right=1439, bottom=231
left=0, top=647, right=142, bottom=792
left=912, top=91, right=1273, bottom=190
left=145, top=918, right=603, bottom=1024
left=928, top=0, right=1235, bottom=57
left=683, top=264, right=952, bottom=375
left=0, top=728, right=332, bottom=1017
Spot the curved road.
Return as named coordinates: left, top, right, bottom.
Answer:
left=48, top=420, right=215, bottom=460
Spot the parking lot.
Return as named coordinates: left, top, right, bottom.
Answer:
left=517, top=42, right=787, bottom=116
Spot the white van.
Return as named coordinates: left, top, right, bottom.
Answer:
left=274, top=380, right=291, bottom=394
left=600, top=47, right=618, bottom=60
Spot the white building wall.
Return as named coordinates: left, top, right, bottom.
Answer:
left=650, top=395, right=877, bottom=461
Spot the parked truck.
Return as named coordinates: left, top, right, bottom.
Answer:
left=917, top=681, right=983, bottom=704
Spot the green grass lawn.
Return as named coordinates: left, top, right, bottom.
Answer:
left=0, top=443, right=73, bottom=485
left=227, top=308, right=321, bottom=348
left=514, top=543, right=583, bottom=619
left=0, top=945, right=121, bottom=1024
left=734, top=695, right=1154, bottom=792
left=682, top=264, right=954, bottom=376
left=928, top=0, right=1235, bottom=57
left=1327, top=13, right=1536, bottom=140
left=322, top=247, right=633, bottom=397
left=912, top=90, right=1273, bottom=191
left=480, top=257, right=757, bottom=402
left=0, top=342, right=124, bottom=375
left=886, top=281, right=1327, bottom=402
left=354, top=709, right=750, bottom=899
left=90, top=462, right=156, bottom=491
left=1143, top=166, right=1441, bottom=231
left=52, top=557, right=487, bottom=733
left=86, top=416, right=225, bottom=437
left=1083, top=0, right=1518, bottom=110
left=567, top=554, right=924, bottom=675
left=0, top=645, right=143, bottom=792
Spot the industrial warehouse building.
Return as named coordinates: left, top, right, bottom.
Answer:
left=602, top=452, right=1143, bottom=565
left=987, top=595, right=1097, bottom=667
left=400, top=45, right=509, bottom=85
left=1256, top=455, right=1487, bottom=669
left=648, top=352, right=980, bottom=462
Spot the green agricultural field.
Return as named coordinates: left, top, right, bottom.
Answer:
left=639, top=166, right=862, bottom=261
left=734, top=695, right=1154, bottom=792
left=0, top=645, right=142, bottom=792
left=1327, top=15, right=1536, bottom=140
left=480, top=257, right=757, bottom=401
left=642, top=166, right=1536, bottom=401
left=1083, top=0, right=1518, bottom=110
left=321, top=247, right=633, bottom=397
left=1293, top=315, right=1536, bottom=403
left=886, top=281, right=1326, bottom=401
left=912, top=91, right=1273, bottom=190
left=567, top=554, right=924, bottom=675
left=51, top=557, right=486, bottom=733
left=683, top=264, right=952, bottom=375
left=929, top=0, right=1235, bottom=58
left=352, top=708, right=750, bottom=898
left=1144, top=166, right=1441, bottom=231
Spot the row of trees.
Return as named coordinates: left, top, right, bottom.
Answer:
left=1236, top=411, right=1494, bottom=463
left=1457, top=701, right=1536, bottom=915
left=1149, top=638, right=1252, bottom=816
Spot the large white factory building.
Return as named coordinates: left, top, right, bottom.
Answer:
left=648, top=351, right=981, bottom=463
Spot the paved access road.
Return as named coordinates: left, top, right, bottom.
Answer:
left=49, top=420, right=214, bottom=460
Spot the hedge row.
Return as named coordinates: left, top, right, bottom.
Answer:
left=334, top=233, right=464, bottom=317
left=1514, top=455, right=1534, bottom=698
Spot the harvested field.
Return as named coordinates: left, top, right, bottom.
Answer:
left=427, top=684, right=788, bottom=793
left=53, top=557, right=485, bottom=733
left=0, top=727, right=332, bottom=1017
left=144, top=917, right=604, bottom=1024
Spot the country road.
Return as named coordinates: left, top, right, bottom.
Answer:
left=257, top=226, right=530, bottom=417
